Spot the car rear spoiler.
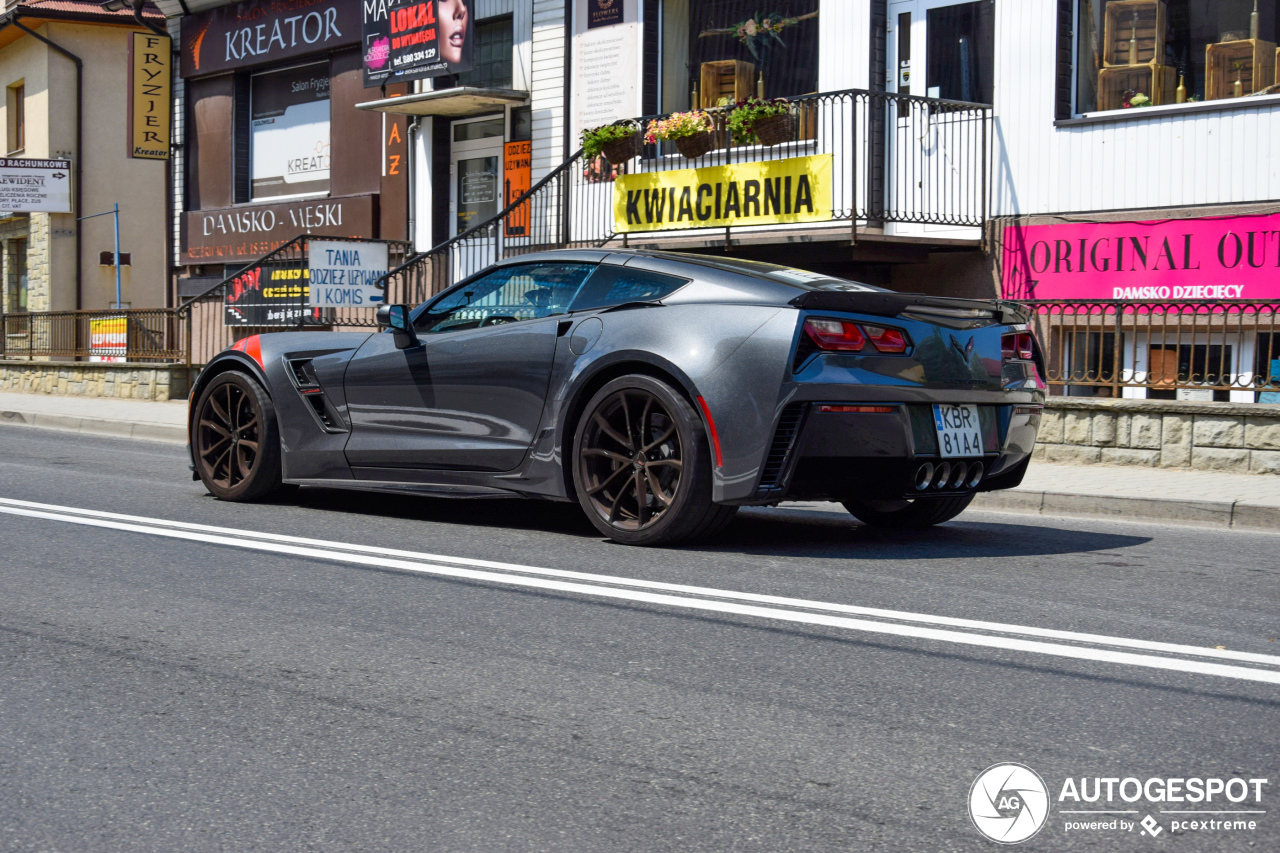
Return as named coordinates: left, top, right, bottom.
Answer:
left=788, top=291, right=1029, bottom=325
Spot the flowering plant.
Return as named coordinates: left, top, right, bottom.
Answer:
left=581, top=123, right=638, bottom=160
left=699, top=10, right=819, bottom=60
left=644, top=110, right=714, bottom=144
left=725, top=97, right=791, bottom=144
left=582, top=155, right=623, bottom=184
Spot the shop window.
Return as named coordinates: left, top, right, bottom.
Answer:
left=1065, top=330, right=1121, bottom=396
left=249, top=62, right=330, bottom=201
left=1256, top=332, right=1280, bottom=401
left=1148, top=343, right=1234, bottom=400
left=5, top=238, right=27, bottom=313
left=658, top=0, right=820, bottom=113
left=926, top=2, right=994, bottom=103
left=7, top=82, right=23, bottom=153
left=1072, top=0, right=1278, bottom=115
left=458, top=16, right=514, bottom=90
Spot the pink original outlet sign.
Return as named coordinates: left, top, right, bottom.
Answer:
left=1001, top=214, right=1280, bottom=302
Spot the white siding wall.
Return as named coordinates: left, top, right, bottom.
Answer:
left=531, top=0, right=567, bottom=180
left=818, top=0, right=870, bottom=92
left=993, top=0, right=1280, bottom=216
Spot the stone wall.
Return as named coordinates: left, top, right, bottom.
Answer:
left=0, top=360, right=192, bottom=401
left=1036, top=398, right=1280, bottom=474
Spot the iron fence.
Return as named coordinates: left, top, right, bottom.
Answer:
left=0, top=309, right=185, bottom=362
left=382, top=88, right=992, bottom=301
left=176, top=235, right=415, bottom=365
left=1026, top=300, right=1280, bottom=400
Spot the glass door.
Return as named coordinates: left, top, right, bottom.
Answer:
left=450, top=114, right=506, bottom=279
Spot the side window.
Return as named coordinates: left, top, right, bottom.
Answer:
left=417, top=263, right=595, bottom=333
left=570, top=266, right=688, bottom=312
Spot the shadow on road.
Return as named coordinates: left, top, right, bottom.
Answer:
left=283, top=487, right=1149, bottom=560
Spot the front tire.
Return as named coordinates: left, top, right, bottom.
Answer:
left=572, top=375, right=736, bottom=546
left=842, top=494, right=974, bottom=529
left=192, top=370, right=284, bottom=502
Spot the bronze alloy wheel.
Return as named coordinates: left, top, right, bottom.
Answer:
left=197, top=379, right=263, bottom=491
left=578, top=388, right=684, bottom=531
left=193, top=371, right=284, bottom=502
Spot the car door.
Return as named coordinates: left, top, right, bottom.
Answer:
left=343, top=262, right=596, bottom=473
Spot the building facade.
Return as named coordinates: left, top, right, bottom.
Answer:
left=0, top=0, right=172, bottom=315
left=156, top=0, right=1278, bottom=401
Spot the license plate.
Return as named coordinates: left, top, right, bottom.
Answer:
left=933, top=404, right=983, bottom=458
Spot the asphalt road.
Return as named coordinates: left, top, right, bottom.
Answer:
left=1, top=426, right=1278, bottom=852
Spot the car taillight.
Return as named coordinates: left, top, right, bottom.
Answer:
left=804, top=318, right=910, bottom=354
left=804, top=318, right=866, bottom=351
left=863, top=324, right=908, bottom=354
left=1002, top=331, right=1035, bottom=361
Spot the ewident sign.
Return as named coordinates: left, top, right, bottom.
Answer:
left=1002, top=214, right=1280, bottom=302
left=614, top=155, right=833, bottom=233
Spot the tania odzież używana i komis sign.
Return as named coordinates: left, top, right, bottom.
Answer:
left=613, top=155, right=834, bottom=233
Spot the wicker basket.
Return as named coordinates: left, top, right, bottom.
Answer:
left=751, top=112, right=795, bottom=146
left=600, top=131, right=642, bottom=165
left=674, top=131, right=716, bottom=159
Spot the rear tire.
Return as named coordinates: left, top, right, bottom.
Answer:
left=842, top=494, right=974, bottom=529
left=192, top=370, right=285, bottom=502
left=572, top=375, right=736, bottom=546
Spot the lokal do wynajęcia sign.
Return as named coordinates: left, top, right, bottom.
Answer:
left=181, top=0, right=361, bottom=77
left=182, top=195, right=377, bottom=265
left=361, top=0, right=475, bottom=88
left=1002, top=213, right=1280, bottom=302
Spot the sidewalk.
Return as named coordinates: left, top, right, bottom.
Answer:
left=0, top=391, right=187, bottom=443
left=1, top=390, right=1277, bottom=531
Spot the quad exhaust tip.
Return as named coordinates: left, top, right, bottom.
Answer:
left=912, top=460, right=985, bottom=491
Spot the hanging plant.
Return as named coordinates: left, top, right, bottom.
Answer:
left=582, top=122, right=642, bottom=164
left=698, top=10, right=819, bottom=61
left=645, top=110, right=717, bottom=158
left=726, top=97, right=794, bottom=145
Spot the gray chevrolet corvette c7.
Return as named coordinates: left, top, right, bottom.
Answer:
left=188, top=249, right=1046, bottom=545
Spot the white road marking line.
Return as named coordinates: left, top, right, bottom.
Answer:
left=3, top=497, right=1277, bottom=669
left=3, top=503, right=1280, bottom=685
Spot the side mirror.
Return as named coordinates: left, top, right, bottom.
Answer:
left=377, top=304, right=419, bottom=349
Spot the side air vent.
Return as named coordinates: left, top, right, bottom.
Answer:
left=792, top=332, right=819, bottom=372
left=287, top=358, right=317, bottom=387
left=755, top=404, right=808, bottom=500
left=305, top=393, right=338, bottom=429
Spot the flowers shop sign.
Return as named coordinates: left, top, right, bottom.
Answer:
left=614, top=155, right=832, bottom=233
left=1002, top=213, right=1280, bottom=301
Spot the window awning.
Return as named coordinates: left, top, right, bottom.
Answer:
left=355, top=87, right=529, bottom=118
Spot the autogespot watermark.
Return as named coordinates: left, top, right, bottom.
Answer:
left=968, top=765, right=1269, bottom=843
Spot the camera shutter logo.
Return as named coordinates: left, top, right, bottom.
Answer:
left=969, top=763, right=1050, bottom=844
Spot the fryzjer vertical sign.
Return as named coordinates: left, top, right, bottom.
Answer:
left=0, top=159, right=72, bottom=213
left=362, top=0, right=474, bottom=87
left=129, top=32, right=172, bottom=160
left=308, top=240, right=388, bottom=307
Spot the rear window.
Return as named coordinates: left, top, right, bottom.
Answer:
left=571, top=266, right=688, bottom=312
left=629, top=251, right=886, bottom=293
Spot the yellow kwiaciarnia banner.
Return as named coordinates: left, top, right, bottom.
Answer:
left=614, top=154, right=833, bottom=233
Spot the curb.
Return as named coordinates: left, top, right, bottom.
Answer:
left=972, top=490, right=1280, bottom=532
left=0, top=409, right=186, bottom=444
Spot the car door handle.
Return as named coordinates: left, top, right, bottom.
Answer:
left=557, top=320, right=573, bottom=337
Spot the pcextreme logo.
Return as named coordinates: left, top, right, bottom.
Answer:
left=969, top=764, right=1270, bottom=843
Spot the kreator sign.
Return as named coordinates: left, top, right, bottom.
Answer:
left=1002, top=213, right=1280, bottom=301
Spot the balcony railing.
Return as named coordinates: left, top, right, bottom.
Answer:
left=383, top=88, right=993, bottom=299
left=1026, top=300, right=1280, bottom=401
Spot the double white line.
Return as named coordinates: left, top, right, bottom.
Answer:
left=2, top=496, right=1279, bottom=686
